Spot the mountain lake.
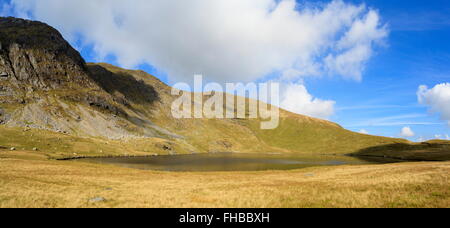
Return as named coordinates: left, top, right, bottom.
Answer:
left=78, top=153, right=403, bottom=172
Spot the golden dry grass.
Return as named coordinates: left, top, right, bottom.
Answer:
left=0, top=151, right=448, bottom=208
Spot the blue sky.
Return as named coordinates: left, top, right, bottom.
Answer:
left=1, top=0, right=449, bottom=141
left=308, top=0, right=450, bottom=139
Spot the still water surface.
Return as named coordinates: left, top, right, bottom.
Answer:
left=80, top=153, right=400, bottom=172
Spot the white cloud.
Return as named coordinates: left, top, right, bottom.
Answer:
left=359, top=129, right=369, bottom=134
left=5, top=0, right=387, bottom=83
left=437, top=134, right=450, bottom=140
left=400, top=127, right=415, bottom=138
left=418, top=83, right=450, bottom=126
left=345, top=114, right=442, bottom=127
left=325, top=10, right=387, bottom=81
left=417, top=136, right=426, bottom=142
left=280, top=83, right=335, bottom=119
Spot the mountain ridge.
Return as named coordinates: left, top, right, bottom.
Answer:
left=0, top=17, right=413, bottom=157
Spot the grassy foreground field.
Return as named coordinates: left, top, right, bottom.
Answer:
left=0, top=150, right=448, bottom=208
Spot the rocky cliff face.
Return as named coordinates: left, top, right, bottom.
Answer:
left=0, top=17, right=164, bottom=139
left=0, top=17, right=94, bottom=90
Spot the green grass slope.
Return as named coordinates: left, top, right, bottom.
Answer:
left=1, top=62, right=448, bottom=159
left=68, top=63, right=418, bottom=156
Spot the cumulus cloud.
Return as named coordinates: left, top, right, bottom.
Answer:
left=418, top=83, right=450, bottom=126
left=325, top=11, right=387, bottom=81
left=400, top=127, right=415, bottom=138
left=280, top=83, right=335, bottom=119
left=436, top=134, right=450, bottom=140
left=359, top=129, right=369, bottom=134
left=4, top=0, right=387, bottom=83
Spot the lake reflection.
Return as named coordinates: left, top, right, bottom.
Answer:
left=80, top=153, right=399, bottom=172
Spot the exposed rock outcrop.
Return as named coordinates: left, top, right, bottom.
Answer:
left=0, top=107, right=10, bottom=124
left=0, top=17, right=169, bottom=139
left=0, top=17, right=95, bottom=90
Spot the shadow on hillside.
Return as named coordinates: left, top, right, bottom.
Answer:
left=87, top=65, right=160, bottom=106
left=350, top=142, right=450, bottom=162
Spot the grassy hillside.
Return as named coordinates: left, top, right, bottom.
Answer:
left=0, top=126, right=196, bottom=159
left=1, top=62, right=447, bottom=159
left=1, top=17, right=445, bottom=159
left=81, top=63, right=413, bottom=156
left=352, top=140, right=450, bottom=161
